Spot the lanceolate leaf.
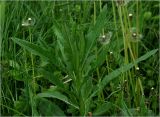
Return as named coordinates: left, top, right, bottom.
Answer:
left=36, top=90, right=79, bottom=110
left=11, top=37, right=59, bottom=67
left=12, top=38, right=50, bottom=59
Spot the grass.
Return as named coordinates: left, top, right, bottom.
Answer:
left=0, top=0, right=159, bottom=116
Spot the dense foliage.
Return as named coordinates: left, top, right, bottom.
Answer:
left=0, top=1, right=159, bottom=116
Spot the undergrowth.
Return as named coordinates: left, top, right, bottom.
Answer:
left=0, top=0, right=159, bottom=116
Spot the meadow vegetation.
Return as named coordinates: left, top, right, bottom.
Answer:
left=0, top=0, right=159, bottom=116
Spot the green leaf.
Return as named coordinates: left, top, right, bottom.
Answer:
left=52, top=21, right=68, bottom=65
left=9, top=60, right=20, bottom=69
left=37, top=98, right=65, bottom=116
left=11, top=37, right=50, bottom=60
left=92, top=47, right=108, bottom=69
left=93, top=102, right=112, bottom=116
left=14, top=100, right=29, bottom=115
left=82, top=4, right=108, bottom=69
left=81, top=78, right=93, bottom=100
left=86, top=5, right=108, bottom=50
left=39, top=68, right=64, bottom=88
left=80, top=78, right=93, bottom=115
left=36, top=90, right=79, bottom=110
left=11, top=37, right=59, bottom=67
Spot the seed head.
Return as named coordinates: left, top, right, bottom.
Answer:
left=28, top=18, right=32, bottom=23
left=129, top=13, right=133, bottom=17
left=28, top=17, right=32, bottom=21
left=132, top=32, right=137, bottom=38
left=130, top=27, right=143, bottom=42
left=136, top=67, right=139, bottom=70
left=110, top=51, right=113, bottom=54
left=98, top=32, right=113, bottom=45
left=129, top=13, right=133, bottom=21
left=22, top=17, right=35, bottom=27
